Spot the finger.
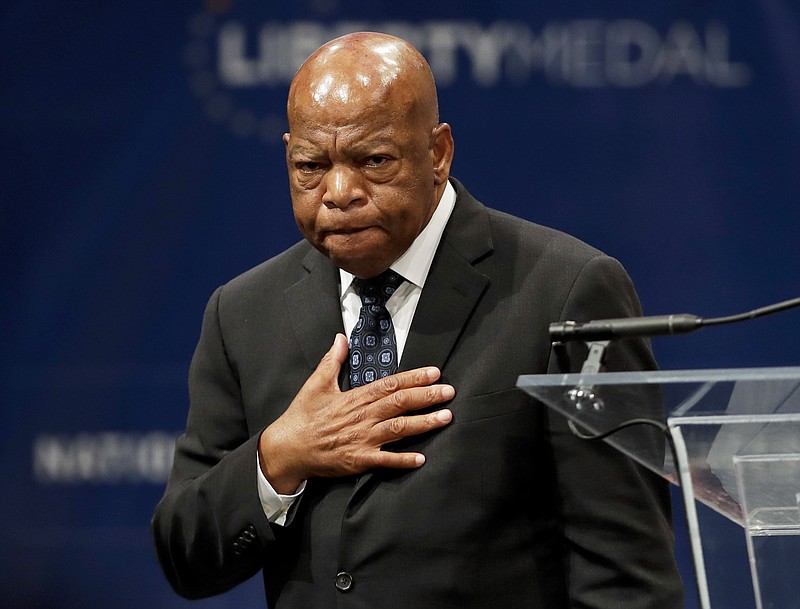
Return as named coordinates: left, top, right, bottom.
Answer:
left=359, top=366, right=443, bottom=402
left=363, top=450, right=428, bottom=470
left=374, top=383, right=456, bottom=418
left=374, top=408, right=453, bottom=444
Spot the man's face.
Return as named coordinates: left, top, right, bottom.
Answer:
left=284, top=89, right=447, bottom=279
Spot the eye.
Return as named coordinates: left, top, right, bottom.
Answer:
left=296, top=161, right=324, bottom=173
left=364, top=155, right=390, bottom=167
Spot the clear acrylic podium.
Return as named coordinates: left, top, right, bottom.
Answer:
left=517, top=367, right=800, bottom=609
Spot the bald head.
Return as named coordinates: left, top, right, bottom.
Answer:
left=287, top=32, right=440, bottom=132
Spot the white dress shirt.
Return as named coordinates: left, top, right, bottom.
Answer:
left=258, top=181, right=457, bottom=525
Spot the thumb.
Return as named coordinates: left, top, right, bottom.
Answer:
left=330, top=332, right=349, bottom=365
left=314, top=333, right=349, bottom=386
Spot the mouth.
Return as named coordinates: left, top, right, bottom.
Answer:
left=325, top=225, right=374, bottom=236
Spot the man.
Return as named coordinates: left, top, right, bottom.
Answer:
left=153, top=32, right=683, bottom=608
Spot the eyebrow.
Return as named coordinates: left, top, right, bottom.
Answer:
left=288, top=136, right=401, bottom=158
left=287, top=143, right=324, bottom=157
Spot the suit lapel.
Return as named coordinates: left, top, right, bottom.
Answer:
left=284, top=247, right=344, bottom=371
left=400, top=180, right=493, bottom=373
left=351, top=180, right=494, bottom=502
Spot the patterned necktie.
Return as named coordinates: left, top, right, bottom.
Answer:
left=349, top=269, right=404, bottom=388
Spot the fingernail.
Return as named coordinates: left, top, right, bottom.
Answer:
left=426, top=367, right=440, bottom=381
left=441, top=385, right=455, bottom=399
left=436, top=409, right=452, bottom=423
left=415, top=454, right=426, bottom=466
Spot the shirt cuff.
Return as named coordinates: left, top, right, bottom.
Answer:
left=256, top=452, right=306, bottom=526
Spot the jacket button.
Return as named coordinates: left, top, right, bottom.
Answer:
left=334, top=571, right=353, bottom=592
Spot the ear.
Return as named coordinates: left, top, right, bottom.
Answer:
left=430, top=123, right=455, bottom=186
left=282, top=132, right=291, bottom=148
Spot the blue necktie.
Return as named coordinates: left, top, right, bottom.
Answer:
left=349, top=270, right=404, bottom=388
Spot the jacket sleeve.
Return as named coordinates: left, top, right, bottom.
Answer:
left=151, top=286, right=277, bottom=599
left=545, top=254, right=684, bottom=609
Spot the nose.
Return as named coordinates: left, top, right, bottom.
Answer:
left=321, top=165, right=366, bottom=209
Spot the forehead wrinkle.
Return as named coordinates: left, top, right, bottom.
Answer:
left=290, top=124, right=400, bottom=159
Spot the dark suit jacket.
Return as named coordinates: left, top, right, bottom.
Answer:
left=152, top=180, right=683, bottom=608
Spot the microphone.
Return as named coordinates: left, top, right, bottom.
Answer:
left=549, top=296, right=800, bottom=343
left=550, top=314, right=701, bottom=342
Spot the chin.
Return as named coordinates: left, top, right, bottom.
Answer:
left=323, top=236, right=394, bottom=275
left=328, top=251, right=391, bottom=278
left=335, top=258, right=389, bottom=279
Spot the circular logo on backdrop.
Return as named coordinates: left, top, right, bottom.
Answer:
left=184, top=0, right=343, bottom=145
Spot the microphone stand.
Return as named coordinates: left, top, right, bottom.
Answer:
left=556, top=339, right=610, bottom=412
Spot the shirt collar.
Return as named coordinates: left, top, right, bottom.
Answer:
left=339, top=180, right=457, bottom=293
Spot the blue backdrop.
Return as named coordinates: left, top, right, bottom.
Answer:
left=2, top=1, right=798, bottom=608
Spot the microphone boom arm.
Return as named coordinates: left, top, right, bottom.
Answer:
left=549, top=295, right=800, bottom=344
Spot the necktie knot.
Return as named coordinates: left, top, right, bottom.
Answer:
left=353, top=270, right=404, bottom=306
